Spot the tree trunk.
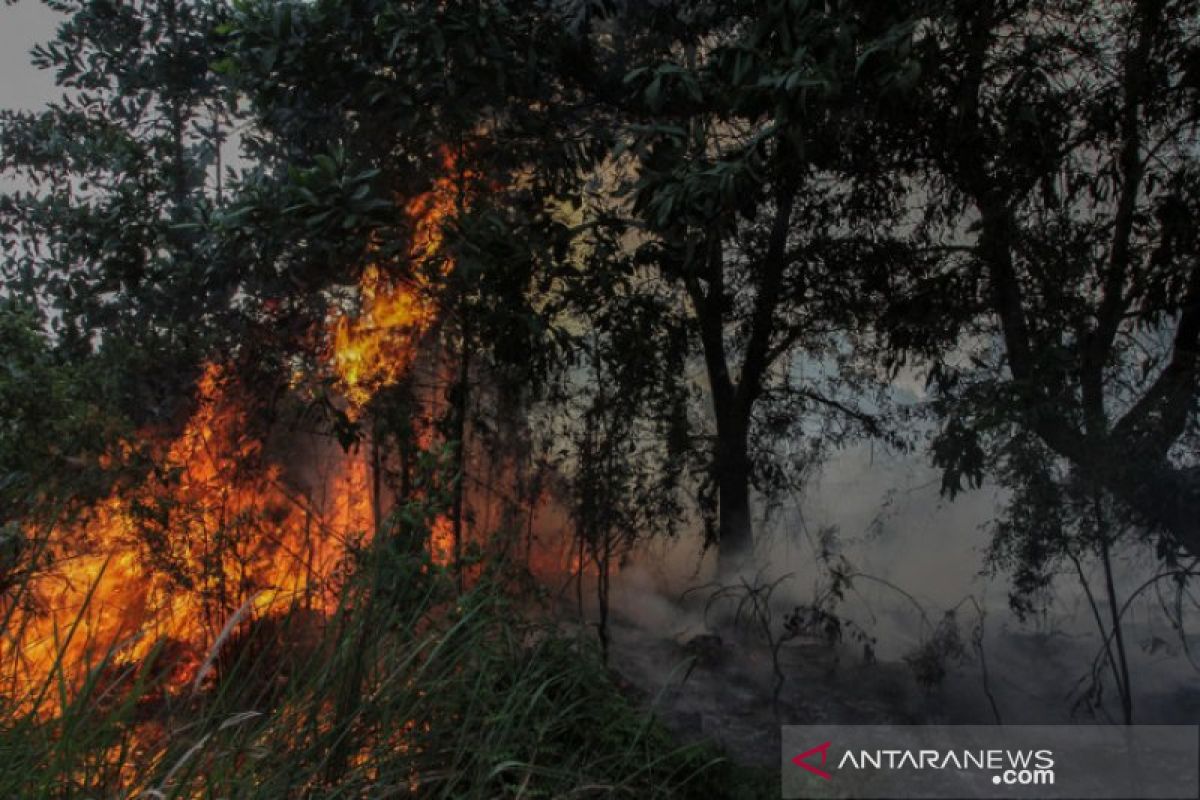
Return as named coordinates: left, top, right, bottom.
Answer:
left=715, top=413, right=753, bottom=568
left=451, top=314, right=470, bottom=592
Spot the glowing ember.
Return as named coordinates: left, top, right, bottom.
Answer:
left=429, top=516, right=455, bottom=567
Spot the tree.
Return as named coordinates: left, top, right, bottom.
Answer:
left=899, top=0, right=1200, bottom=563
left=604, top=1, right=920, bottom=567
left=216, top=0, right=608, bottom=569
left=0, top=0, right=236, bottom=426
left=0, top=300, right=129, bottom=537
left=219, top=0, right=924, bottom=575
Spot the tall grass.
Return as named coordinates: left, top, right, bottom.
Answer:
left=0, top=538, right=763, bottom=798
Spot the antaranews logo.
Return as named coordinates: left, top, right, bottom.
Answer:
left=790, top=742, right=1055, bottom=786
left=790, top=741, right=832, bottom=780
left=780, top=725, right=1198, bottom=799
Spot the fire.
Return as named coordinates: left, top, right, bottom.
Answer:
left=323, top=151, right=475, bottom=569
left=2, top=151, right=476, bottom=717
left=0, top=364, right=374, bottom=712
left=328, top=264, right=436, bottom=411
left=430, top=516, right=455, bottom=566
left=328, top=150, right=469, bottom=413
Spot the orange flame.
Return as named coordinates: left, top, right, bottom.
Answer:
left=328, top=150, right=469, bottom=413
left=322, top=150, right=474, bottom=568
left=2, top=151, right=476, bottom=717
left=1, top=364, right=374, bottom=712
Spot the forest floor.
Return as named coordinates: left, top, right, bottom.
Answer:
left=603, top=600, right=1200, bottom=770
left=603, top=606, right=935, bottom=769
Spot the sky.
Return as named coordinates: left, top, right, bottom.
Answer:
left=0, top=2, right=58, bottom=113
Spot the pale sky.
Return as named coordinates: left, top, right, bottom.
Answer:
left=0, top=2, right=59, bottom=112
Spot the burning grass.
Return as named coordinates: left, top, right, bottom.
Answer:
left=0, top=363, right=375, bottom=718
left=0, top=545, right=736, bottom=798
left=0, top=153, right=473, bottom=718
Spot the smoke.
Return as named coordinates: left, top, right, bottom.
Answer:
left=603, top=443, right=998, bottom=642
left=597, top=442, right=1200, bottom=727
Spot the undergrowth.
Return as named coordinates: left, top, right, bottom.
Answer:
left=0, top=540, right=764, bottom=798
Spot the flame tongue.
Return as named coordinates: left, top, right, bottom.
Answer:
left=327, top=155, right=467, bottom=414
left=329, top=265, right=437, bottom=411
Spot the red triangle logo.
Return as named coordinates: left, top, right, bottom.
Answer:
left=791, top=741, right=833, bottom=780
